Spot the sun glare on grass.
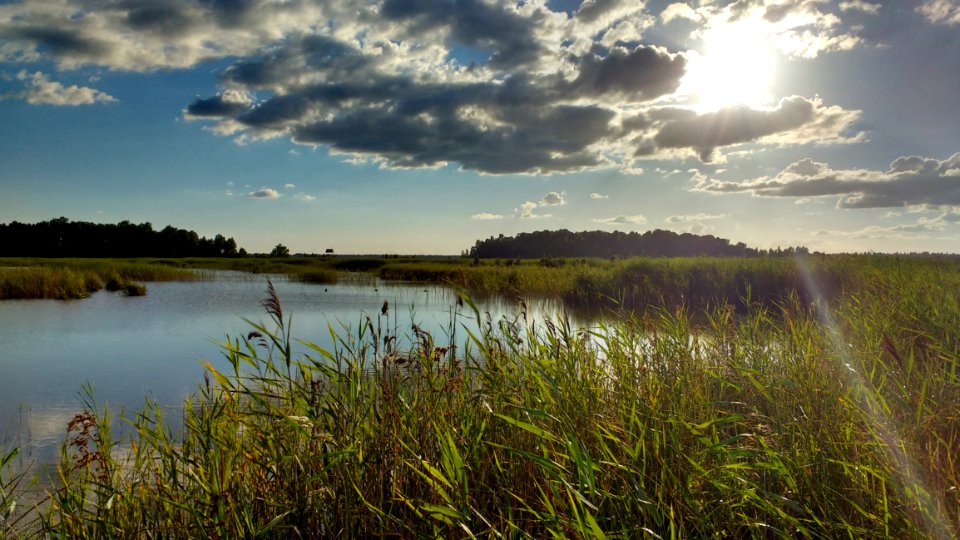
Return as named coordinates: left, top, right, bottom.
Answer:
left=681, top=19, right=777, bottom=110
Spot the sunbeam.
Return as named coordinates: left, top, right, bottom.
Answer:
left=794, top=253, right=954, bottom=540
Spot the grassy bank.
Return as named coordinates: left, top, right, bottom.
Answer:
left=3, top=267, right=958, bottom=538
left=5, top=255, right=957, bottom=311
left=378, top=255, right=960, bottom=314
left=0, top=260, right=196, bottom=300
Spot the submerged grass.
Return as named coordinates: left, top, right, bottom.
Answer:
left=3, top=260, right=958, bottom=538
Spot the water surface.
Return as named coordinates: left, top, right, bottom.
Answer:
left=0, top=272, right=573, bottom=460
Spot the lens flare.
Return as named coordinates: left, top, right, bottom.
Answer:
left=794, top=253, right=952, bottom=539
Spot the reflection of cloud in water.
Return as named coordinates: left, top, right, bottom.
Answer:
left=2, top=405, right=77, bottom=464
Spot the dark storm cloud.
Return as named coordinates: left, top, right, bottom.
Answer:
left=289, top=99, right=614, bottom=174
left=222, top=35, right=371, bottom=89
left=186, top=24, right=678, bottom=174
left=646, top=96, right=862, bottom=161
left=203, top=0, right=261, bottom=26
left=0, top=0, right=336, bottom=69
left=185, top=92, right=251, bottom=117
left=566, top=45, right=686, bottom=101
left=654, top=96, right=815, bottom=161
left=123, top=2, right=198, bottom=37
left=696, top=152, right=960, bottom=208
left=381, top=0, right=542, bottom=68
left=9, top=26, right=112, bottom=61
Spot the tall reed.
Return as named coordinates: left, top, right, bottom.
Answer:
left=0, top=261, right=196, bottom=300
left=11, top=264, right=957, bottom=538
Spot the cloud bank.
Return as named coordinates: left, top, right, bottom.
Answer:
left=0, top=0, right=874, bottom=174
left=695, top=151, right=960, bottom=209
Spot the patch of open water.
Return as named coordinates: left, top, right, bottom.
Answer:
left=0, top=271, right=578, bottom=461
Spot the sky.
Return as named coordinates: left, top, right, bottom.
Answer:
left=1, top=0, right=959, bottom=255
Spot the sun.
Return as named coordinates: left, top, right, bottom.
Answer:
left=681, top=19, right=777, bottom=110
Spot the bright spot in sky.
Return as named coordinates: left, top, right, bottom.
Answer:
left=681, top=19, right=777, bottom=110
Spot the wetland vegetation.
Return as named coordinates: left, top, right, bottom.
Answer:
left=1, top=252, right=959, bottom=537
left=0, top=260, right=196, bottom=300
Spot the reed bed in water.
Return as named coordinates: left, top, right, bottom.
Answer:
left=380, top=254, right=959, bottom=313
left=0, top=260, right=196, bottom=299
left=3, top=266, right=958, bottom=538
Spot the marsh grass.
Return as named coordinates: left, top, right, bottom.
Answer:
left=5, top=254, right=951, bottom=311
left=3, top=262, right=957, bottom=538
left=376, top=255, right=955, bottom=318
left=0, top=260, right=195, bottom=299
left=1, top=447, right=32, bottom=537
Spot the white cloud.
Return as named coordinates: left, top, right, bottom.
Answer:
left=839, top=1, right=881, bottom=14
left=295, top=193, right=316, bottom=201
left=660, top=3, right=701, bottom=23
left=471, top=212, right=504, bottom=220
left=708, top=0, right=869, bottom=59
left=815, top=220, right=946, bottom=240
left=593, top=214, right=647, bottom=225
left=918, top=0, right=960, bottom=25
left=539, top=191, right=566, bottom=206
left=590, top=192, right=609, bottom=199
left=248, top=188, right=280, bottom=199
left=3, top=70, right=115, bottom=106
left=665, top=213, right=729, bottom=223
left=519, top=201, right=551, bottom=219
left=284, top=183, right=296, bottom=189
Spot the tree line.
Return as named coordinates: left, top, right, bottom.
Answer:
left=0, top=218, right=242, bottom=257
left=467, top=229, right=776, bottom=259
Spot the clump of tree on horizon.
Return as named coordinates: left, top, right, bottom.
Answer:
left=269, top=244, right=291, bottom=258
left=0, top=217, right=241, bottom=258
left=467, top=229, right=799, bottom=259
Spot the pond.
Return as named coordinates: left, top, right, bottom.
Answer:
left=0, top=272, right=577, bottom=462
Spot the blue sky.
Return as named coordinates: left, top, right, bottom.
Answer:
left=1, top=0, right=959, bottom=254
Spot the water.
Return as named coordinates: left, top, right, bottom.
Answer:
left=0, top=272, right=574, bottom=461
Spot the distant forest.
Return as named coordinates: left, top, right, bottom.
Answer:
left=468, top=229, right=782, bottom=258
left=0, top=218, right=241, bottom=257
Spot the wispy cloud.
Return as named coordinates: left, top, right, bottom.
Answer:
left=593, top=214, right=647, bottom=225
left=840, top=1, right=881, bottom=14
left=665, top=213, right=729, bottom=223
left=3, top=71, right=115, bottom=106
left=918, top=0, right=960, bottom=25
left=590, top=192, right=609, bottom=199
left=814, top=220, right=946, bottom=240
left=284, top=183, right=296, bottom=189
left=471, top=212, right=504, bottom=220
left=519, top=201, right=551, bottom=219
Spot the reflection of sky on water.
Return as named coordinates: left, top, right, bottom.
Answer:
left=0, top=272, right=586, bottom=461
